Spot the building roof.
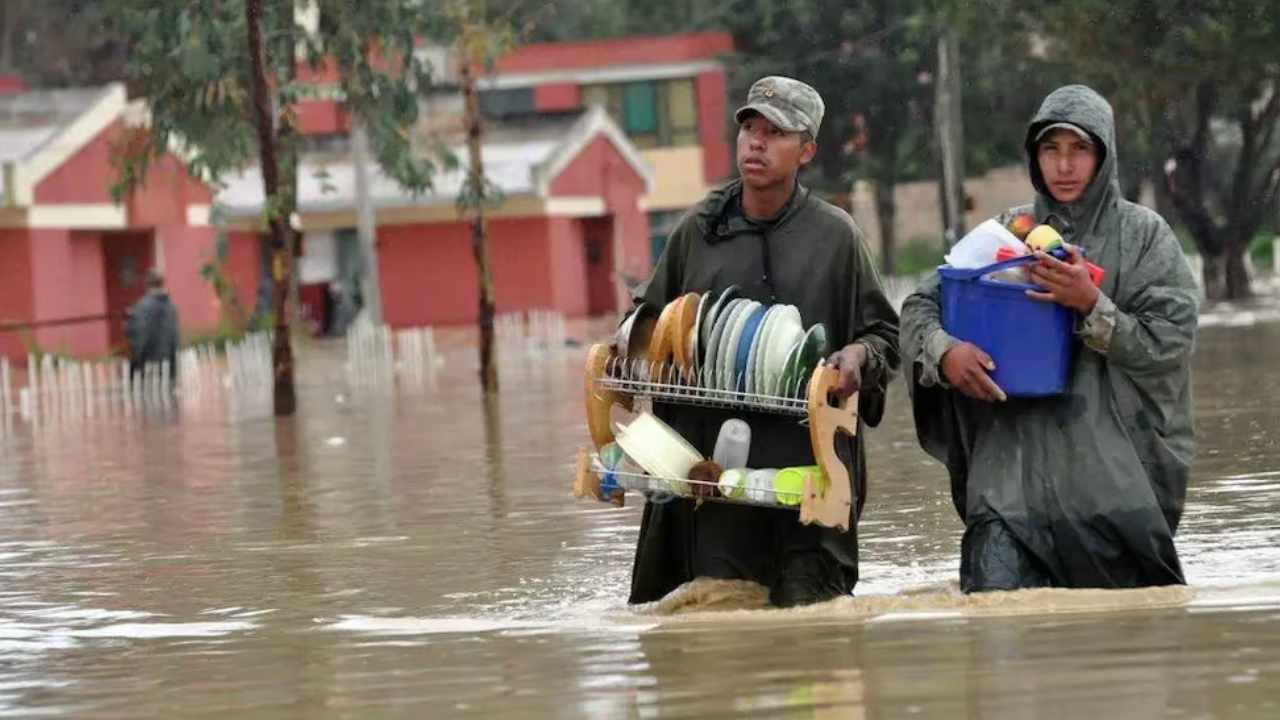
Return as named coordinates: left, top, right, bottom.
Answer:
left=0, top=84, right=127, bottom=203
left=216, top=105, right=652, bottom=219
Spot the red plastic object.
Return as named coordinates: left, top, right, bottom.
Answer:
left=994, top=246, right=1104, bottom=287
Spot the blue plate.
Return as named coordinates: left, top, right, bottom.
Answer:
left=733, top=305, right=768, bottom=392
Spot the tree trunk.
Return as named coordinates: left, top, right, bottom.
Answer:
left=934, top=28, right=966, bottom=248
left=874, top=181, right=897, bottom=277
left=460, top=36, right=498, bottom=395
left=1200, top=250, right=1225, bottom=301
left=245, top=0, right=296, bottom=416
left=352, top=119, right=384, bottom=325
left=0, top=1, right=16, bottom=72
left=276, top=3, right=302, bottom=334
left=1224, top=239, right=1253, bottom=300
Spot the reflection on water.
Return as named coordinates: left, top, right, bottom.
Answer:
left=0, top=318, right=1279, bottom=717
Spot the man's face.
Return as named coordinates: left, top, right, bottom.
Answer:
left=1036, top=128, right=1099, bottom=203
left=736, top=112, right=816, bottom=191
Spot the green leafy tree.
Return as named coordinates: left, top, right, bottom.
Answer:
left=0, top=0, right=128, bottom=85
left=106, top=1, right=451, bottom=415
left=1031, top=0, right=1280, bottom=300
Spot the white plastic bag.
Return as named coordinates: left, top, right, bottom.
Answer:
left=944, top=219, right=1025, bottom=269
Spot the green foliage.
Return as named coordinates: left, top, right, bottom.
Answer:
left=105, top=1, right=454, bottom=202
left=1250, top=234, right=1276, bottom=271
left=707, top=1, right=931, bottom=193
left=0, top=0, right=128, bottom=84
left=895, top=236, right=947, bottom=276
left=181, top=321, right=248, bottom=353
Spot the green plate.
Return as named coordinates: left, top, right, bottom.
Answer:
left=779, top=323, right=829, bottom=398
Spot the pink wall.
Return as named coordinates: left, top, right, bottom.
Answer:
left=0, top=229, right=34, bottom=361
left=496, top=32, right=734, bottom=73
left=0, top=229, right=33, bottom=322
left=379, top=218, right=564, bottom=326
left=224, top=231, right=264, bottom=321
left=534, top=83, right=580, bottom=112
left=33, top=120, right=119, bottom=204
left=297, top=100, right=350, bottom=136
left=546, top=217, right=588, bottom=316
left=126, top=154, right=212, bottom=228
left=491, top=220, right=556, bottom=315
left=22, top=229, right=110, bottom=356
left=159, top=226, right=220, bottom=332
left=697, top=69, right=731, bottom=183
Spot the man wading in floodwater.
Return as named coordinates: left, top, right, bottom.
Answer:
left=901, top=85, right=1200, bottom=592
left=626, top=76, right=900, bottom=607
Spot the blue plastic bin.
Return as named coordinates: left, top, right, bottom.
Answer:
left=938, top=255, right=1075, bottom=397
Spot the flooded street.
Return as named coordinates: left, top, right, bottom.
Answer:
left=2, top=315, right=1280, bottom=718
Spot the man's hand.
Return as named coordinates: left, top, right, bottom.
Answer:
left=1026, top=244, right=1099, bottom=314
left=941, top=342, right=1007, bottom=402
left=826, top=343, right=868, bottom=399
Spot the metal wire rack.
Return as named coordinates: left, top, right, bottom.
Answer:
left=595, top=355, right=810, bottom=417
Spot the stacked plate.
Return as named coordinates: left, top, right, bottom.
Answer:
left=688, top=286, right=830, bottom=398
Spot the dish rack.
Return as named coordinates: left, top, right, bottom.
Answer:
left=573, top=343, right=858, bottom=531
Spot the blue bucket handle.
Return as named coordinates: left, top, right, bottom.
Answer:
left=941, top=253, right=1039, bottom=281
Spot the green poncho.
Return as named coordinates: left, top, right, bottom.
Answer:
left=629, top=179, right=900, bottom=606
left=900, top=85, right=1200, bottom=591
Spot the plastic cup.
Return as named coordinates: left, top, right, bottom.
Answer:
left=773, top=466, right=823, bottom=506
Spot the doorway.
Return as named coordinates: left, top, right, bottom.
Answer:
left=582, top=217, right=616, bottom=316
left=101, top=231, right=154, bottom=351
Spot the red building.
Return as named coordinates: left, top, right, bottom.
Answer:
left=0, top=32, right=735, bottom=361
left=0, top=82, right=218, bottom=363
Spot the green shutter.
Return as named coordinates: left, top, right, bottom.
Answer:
left=623, top=82, right=658, bottom=134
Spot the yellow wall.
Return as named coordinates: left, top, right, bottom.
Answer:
left=640, top=146, right=708, bottom=212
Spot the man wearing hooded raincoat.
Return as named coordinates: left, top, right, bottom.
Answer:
left=627, top=76, right=900, bottom=607
left=124, top=269, right=181, bottom=383
left=900, top=85, right=1199, bottom=592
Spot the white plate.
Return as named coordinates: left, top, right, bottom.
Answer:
left=721, top=300, right=760, bottom=391
left=704, top=299, right=745, bottom=390
left=699, top=286, right=740, bottom=368
left=763, top=306, right=804, bottom=395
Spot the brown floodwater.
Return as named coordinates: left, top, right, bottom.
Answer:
left=1, top=308, right=1279, bottom=718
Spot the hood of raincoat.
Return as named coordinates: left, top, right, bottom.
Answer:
left=1025, top=85, right=1122, bottom=245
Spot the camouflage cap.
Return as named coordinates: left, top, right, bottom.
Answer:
left=734, top=76, right=824, bottom=138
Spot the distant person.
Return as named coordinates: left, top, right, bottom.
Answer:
left=124, top=269, right=181, bottom=384
left=900, top=84, right=1200, bottom=591
left=627, top=76, right=900, bottom=607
